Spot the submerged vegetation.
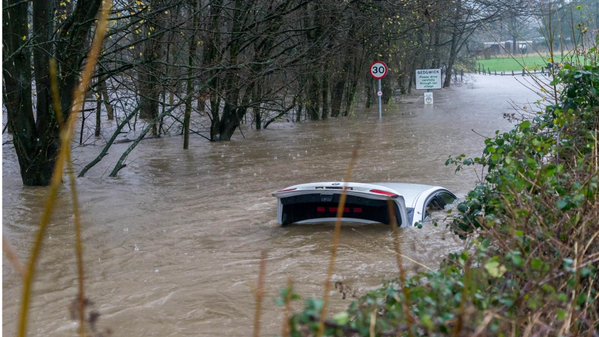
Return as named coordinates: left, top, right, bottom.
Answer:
left=282, top=58, right=599, bottom=337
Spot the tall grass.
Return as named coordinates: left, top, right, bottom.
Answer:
left=253, top=250, right=268, bottom=337
left=387, top=199, right=414, bottom=337
left=317, top=145, right=359, bottom=337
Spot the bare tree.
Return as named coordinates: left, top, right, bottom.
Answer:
left=3, top=0, right=103, bottom=186
left=6, top=0, right=546, bottom=181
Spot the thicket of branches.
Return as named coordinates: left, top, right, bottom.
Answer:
left=94, top=0, right=506, bottom=139
left=3, top=0, right=592, bottom=184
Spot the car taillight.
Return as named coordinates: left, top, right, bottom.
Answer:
left=369, top=189, right=398, bottom=198
left=316, top=207, right=364, bottom=214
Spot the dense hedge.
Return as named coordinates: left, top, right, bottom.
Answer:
left=283, top=65, right=598, bottom=336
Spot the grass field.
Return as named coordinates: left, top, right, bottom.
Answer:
left=477, top=54, right=560, bottom=72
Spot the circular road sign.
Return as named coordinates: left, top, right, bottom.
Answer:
left=377, top=90, right=383, bottom=97
left=370, top=61, right=388, bottom=79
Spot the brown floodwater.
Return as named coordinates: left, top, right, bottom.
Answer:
left=3, top=74, right=543, bottom=336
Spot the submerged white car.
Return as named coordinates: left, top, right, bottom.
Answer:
left=272, top=182, right=456, bottom=227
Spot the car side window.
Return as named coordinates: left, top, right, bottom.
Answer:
left=423, top=192, right=457, bottom=221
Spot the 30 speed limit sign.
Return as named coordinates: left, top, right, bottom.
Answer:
left=370, top=61, right=388, bottom=79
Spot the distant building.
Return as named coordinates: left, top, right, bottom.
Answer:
left=476, top=40, right=535, bottom=58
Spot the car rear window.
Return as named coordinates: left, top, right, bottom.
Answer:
left=280, top=193, right=400, bottom=226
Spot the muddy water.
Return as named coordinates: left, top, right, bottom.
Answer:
left=3, top=75, right=541, bottom=336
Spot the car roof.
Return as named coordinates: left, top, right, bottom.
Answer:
left=372, top=183, right=445, bottom=208
left=274, top=182, right=445, bottom=208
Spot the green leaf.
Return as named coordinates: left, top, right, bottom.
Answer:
left=332, top=312, right=349, bottom=325
left=508, top=251, right=523, bottom=268
left=531, top=258, right=545, bottom=271
left=557, top=309, right=568, bottom=321
left=557, top=199, right=572, bottom=211
left=485, top=259, right=506, bottom=278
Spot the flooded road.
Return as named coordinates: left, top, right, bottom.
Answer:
left=3, top=75, right=541, bottom=336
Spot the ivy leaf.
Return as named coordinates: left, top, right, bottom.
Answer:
left=485, top=259, right=506, bottom=278
left=332, top=312, right=349, bottom=325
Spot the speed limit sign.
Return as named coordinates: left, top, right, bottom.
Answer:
left=370, top=61, right=388, bottom=119
left=370, top=61, right=388, bottom=79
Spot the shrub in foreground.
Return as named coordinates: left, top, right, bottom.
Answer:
left=284, top=66, right=598, bottom=336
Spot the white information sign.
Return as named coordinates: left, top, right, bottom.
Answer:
left=416, top=69, right=442, bottom=90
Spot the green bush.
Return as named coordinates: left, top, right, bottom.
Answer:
left=283, top=65, right=598, bottom=336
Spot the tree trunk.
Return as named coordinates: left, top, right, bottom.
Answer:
left=330, top=80, right=345, bottom=118
left=343, top=51, right=363, bottom=116
left=184, top=2, right=199, bottom=150
left=138, top=56, right=161, bottom=135
left=138, top=5, right=165, bottom=136
left=296, top=102, right=303, bottom=122
left=56, top=0, right=103, bottom=121
left=253, top=84, right=263, bottom=130
left=3, top=0, right=47, bottom=185
left=211, top=0, right=248, bottom=141
left=98, top=77, right=114, bottom=120
left=204, top=0, right=222, bottom=141
left=3, top=0, right=101, bottom=186
left=365, top=78, right=373, bottom=109
left=95, top=92, right=101, bottom=137
left=307, top=75, right=320, bottom=120
left=332, top=47, right=354, bottom=117
left=321, top=71, right=329, bottom=120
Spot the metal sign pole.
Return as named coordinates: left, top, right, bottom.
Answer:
left=378, top=79, right=382, bottom=119
left=370, top=61, right=388, bottom=119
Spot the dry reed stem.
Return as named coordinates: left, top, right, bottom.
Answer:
left=317, top=145, right=360, bottom=337
left=522, top=312, right=542, bottom=337
left=451, top=258, right=472, bottom=337
left=51, top=52, right=90, bottom=337
left=253, top=250, right=268, bottom=337
left=369, top=308, right=377, bottom=337
left=3, top=237, right=26, bottom=279
left=387, top=199, right=414, bottom=337
left=559, top=242, right=579, bottom=337
left=472, top=311, right=498, bottom=337
left=52, top=56, right=88, bottom=335
left=17, top=2, right=111, bottom=337
left=68, top=146, right=86, bottom=336
left=397, top=254, right=433, bottom=272
left=594, top=128, right=597, bottom=174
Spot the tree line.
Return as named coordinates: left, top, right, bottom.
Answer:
left=2, top=0, right=587, bottom=185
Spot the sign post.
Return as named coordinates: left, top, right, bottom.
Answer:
left=415, top=68, right=441, bottom=105
left=370, top=61, right=388, bottom=119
